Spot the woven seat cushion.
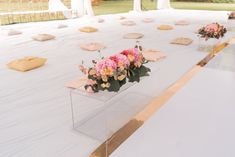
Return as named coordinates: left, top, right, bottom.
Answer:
left=65, top=76, right=88, bottom=89
left=1, top=29, right=22, bottom=36
left=57, top=24, right=68, bottom=29
left=175, top=20, right=190, bottom=25
left=32, top=34, right=55, bottom=41
left=142, top=18, right=154, bottom=23
left=7, top=56, right=47, bottom=72
left=118, top=16, right=126, bottom=20
left=142, top=50, right=166, bottom=62
left=98, top=18, right=105, bottom=23
left=227, top=27, right=235, bottom=32
left=157, top=25, right=174, bottom=30
left=121, top=20, right=136, bottom=26
left=123, top=33, right=144, bottom=39
left=79, top=26, right=98, bottom=33
left=80, top=42, right=105, bottom=51
left=171, top=37, right=193, bottom=45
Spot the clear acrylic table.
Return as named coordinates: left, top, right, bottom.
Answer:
left=69, top=81, right=154, bottom=142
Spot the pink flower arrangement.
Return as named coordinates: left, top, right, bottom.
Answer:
left=95, top=58, right=117, bottom=76
left=204, top=23, right=220, bottom=32
left=81, top=48, right=150, bottom=92
left=198, top=23, right=227, bottom=40
left=228, top=12, right=235, bottom=19
left=121, top=48, right=144, bottom=68
left=109, top=53, right=130, bottom=68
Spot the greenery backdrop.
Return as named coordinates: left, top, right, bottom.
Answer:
left=172, top=0, right=234, bottom=2
left=0, top=0, right=235, bottom=14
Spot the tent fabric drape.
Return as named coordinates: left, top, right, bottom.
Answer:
left=133, top=0, right=142, bottom=12
left=71, top=0, right=94, bottom=16
left=49, top=0, right=68, bottom=11
left=71, top=0, right=85, bottom=16
left=49, top=0, right=72, bottom=18
left=157, top=0, right=171, bottom=9
left=84, top=0, right=94, bottom=16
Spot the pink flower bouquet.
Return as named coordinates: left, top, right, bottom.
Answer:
left=121, top=48, right=150, bottom=82
left=228, top=12, right=235, bottom=19
left=198, top=23, right=227, bottom=40
left=81, top=48, right=150, bottom=92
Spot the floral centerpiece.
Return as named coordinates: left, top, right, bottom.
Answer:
left=228, top=12, right=235, bottom=32
left=228, top=12, right=235, bottom=20
left=198, top=23, right=227, bottom=41
left=197, top=23, right=227, bottom=52
left=80, top=48, right=150, bottom=93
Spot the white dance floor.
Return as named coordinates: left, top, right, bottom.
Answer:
left=111, top=37, right=235, bottom=157
left=0, top=9, right=234, bottom=157
left=111, top=67, right=235, bottom=157
left=206, top=43, right=235, bottom=72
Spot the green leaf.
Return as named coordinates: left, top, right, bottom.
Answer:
left=108, top=78, right=120, bottom=92
left=97, top=84, right=105, bottom=91
left=128, top=68, right=140, bottom=82
left=139, top=66, right=151, bottom=77
left=119, top=78, right=126, bottom=87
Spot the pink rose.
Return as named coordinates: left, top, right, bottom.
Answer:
left=205, top=23, right=219, bottom=32
left=109, top=54, right=130, bottom=67
left=95, top=58, right=117, bottom=75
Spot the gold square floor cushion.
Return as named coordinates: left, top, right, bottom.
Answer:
left=175, top=20, right=190, bottom=26
left=32, top=34, right=56, bottom=41
left=123, top=33, right=144, bottom=39
left=170, top=37, right=193, bottom=46
left=118, top=16, right=126, bottom=20
left=142, top=50, right=166, bottom=62
left=121, top=20, right=136, bottom=26
left=57, top=24, right=68, bottom=29
left=79, top=26, right=98, bottom=33
left=7, top=57, right=47, bottom=72
left=157, top=25, right=174, bottom=30
left=80, top=42, right=105, bottom=51
left=1, top=29, right=22, bottom=36
left=65, top=76, right=88, bottom=89
left=97, top=18, right=105, bottom=23
left=142, top=18, right=154, bottom=23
